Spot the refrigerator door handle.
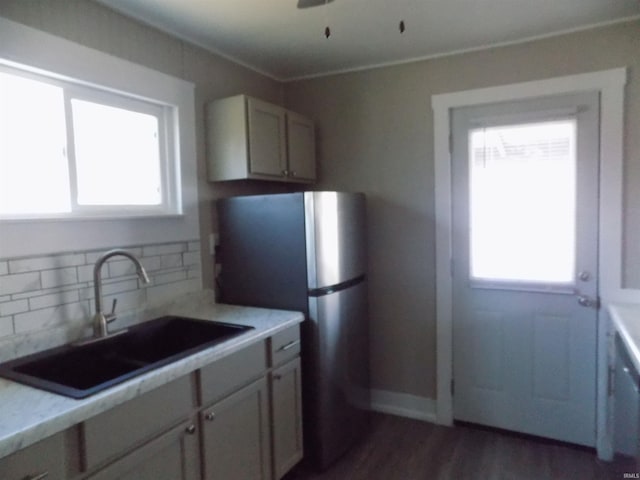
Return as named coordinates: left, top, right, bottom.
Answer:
left=308, top=274, right=366, bottom=297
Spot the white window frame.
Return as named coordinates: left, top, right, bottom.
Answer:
left=0, top=62, right=181, bottom=220
left=0, top=17, right=199, bottom=260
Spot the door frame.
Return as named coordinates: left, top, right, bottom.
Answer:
left=431, top=68, right=630, bottom=460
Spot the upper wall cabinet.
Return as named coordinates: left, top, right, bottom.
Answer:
left=206, top=95, right=316, bottom=183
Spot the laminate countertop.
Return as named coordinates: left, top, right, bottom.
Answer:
left=0, top=292, right=304, bottom=459
left=609, top=303, right=640, bottom=374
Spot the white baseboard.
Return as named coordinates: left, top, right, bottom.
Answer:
left=370, top=389, right=437, bottom=423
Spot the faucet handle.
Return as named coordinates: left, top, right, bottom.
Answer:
left=106, top=298, right=118, bottom=323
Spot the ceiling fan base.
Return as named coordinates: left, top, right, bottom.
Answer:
left=297, top=0, right=335, bottom=9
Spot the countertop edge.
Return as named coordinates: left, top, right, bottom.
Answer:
left=0, top=304, right=304, bottom=459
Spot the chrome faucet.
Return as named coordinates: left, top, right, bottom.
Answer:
left=92, top=249, right=150, bottom=338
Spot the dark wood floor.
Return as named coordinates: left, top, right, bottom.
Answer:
left=285, top=413, right=637, bottom=480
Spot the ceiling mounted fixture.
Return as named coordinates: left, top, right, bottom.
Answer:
left=297, top=0, right=335, bottom=9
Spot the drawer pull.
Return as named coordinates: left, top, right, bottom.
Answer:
left=278, top=340, right=300, bottom=352
left=205, top=412, right=216, bottom=422
left=25, top=473, right=49, bottom=480
left=185, top=424, right=196, bottom=435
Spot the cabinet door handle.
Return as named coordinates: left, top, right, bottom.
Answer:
left=273, top=374, right=282, bottom=381
left=281, top=170, right=289, bottom=177
left=205, top=412, right=216, bottom=421
left=185, top=424, right=196, bottom=435
left=290, top=171, right=297, bottom=177
left=278, top=339, right=300, bottom=352
left=25, top=473, right=49, bottom=480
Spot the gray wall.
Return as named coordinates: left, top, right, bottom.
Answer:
left=284, top=21, right=640, bottom=399
left=0, top=0, right=297, bottom=289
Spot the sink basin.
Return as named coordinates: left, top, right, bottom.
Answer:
left=0, top=316, right=253, bottom=398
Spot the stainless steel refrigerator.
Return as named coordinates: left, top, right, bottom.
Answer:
left=217, top=191, right=370, bottom=470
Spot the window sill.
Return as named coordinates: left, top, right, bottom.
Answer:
left=0, top=212, right=185, bottom=224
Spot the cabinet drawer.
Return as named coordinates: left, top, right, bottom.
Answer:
left=83, top=375, right=196, bottom=470
left=200, top=340, right=267, bottom=405
left=0, top=429, right=79, bottom=480
left=270, top=325, right=301, bottom=367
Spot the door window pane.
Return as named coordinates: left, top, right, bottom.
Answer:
left=0, top=72, right=70, bottom=215
left=72, top=99, right=162, bottom=206
left=469, top=120, right=577, bottom=284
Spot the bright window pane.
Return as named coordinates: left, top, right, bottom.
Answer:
left=469, top=120, right=577, bottom=284
left=0, top=72, right=70, bottom=214
left=72, top=99, right=162, bottom=206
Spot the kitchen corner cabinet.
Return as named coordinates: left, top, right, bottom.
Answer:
left=270, top=325, right=304, bottom=480
left=271, top=358, right=303, bottom=480
left=206, top=95, right=316, bottom=183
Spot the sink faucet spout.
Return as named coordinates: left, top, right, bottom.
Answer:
left=93, top=249, right=150, bottom=338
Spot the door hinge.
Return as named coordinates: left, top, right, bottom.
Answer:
left=450, top=378, right=455, bottom=396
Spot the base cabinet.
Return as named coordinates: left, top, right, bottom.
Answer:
left=0, top=428, right=80, bottom=480
left=0, top=324, right=303, bottom=480
left=201, top=377, right=271, bottom=480
left=613, top=333, right=640, bottom=457
left=271, top=358, right=303, bottom=480
left=86, top=420, right=200, bottom=480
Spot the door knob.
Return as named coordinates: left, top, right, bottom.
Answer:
left=577, top=295, right=598, bottom=308
left=578, top=271, right=591, bottom=281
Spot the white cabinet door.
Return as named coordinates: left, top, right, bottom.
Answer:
left=201, top=377, right=272, bottom=480
left=247, top=97, right=287, bottom=178
left=286, top=112, right=315, bottom=182
left=271, top=358, right=303, bottom=480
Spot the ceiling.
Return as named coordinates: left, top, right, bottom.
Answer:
left=97, top=0, right=640, bottom=81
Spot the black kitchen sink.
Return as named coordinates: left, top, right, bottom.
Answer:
left=0, top=316, right=253, bottom=398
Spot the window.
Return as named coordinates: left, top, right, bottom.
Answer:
left=0, top=64, right=178, bottom=219
left=468, top=119, right=577, bottom=285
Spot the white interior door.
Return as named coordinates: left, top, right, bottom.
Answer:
left=451, top=92, right=600, bottom=446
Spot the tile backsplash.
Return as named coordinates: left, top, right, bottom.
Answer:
left=0, top=240, right=202, bottom=345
